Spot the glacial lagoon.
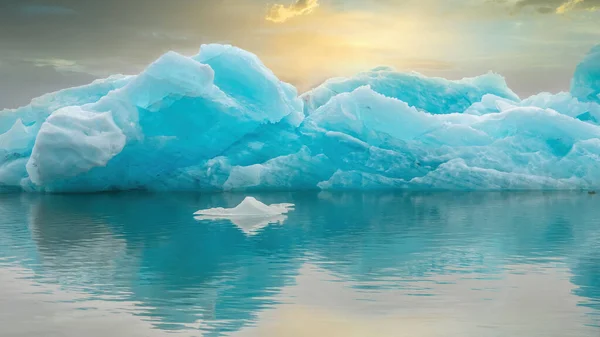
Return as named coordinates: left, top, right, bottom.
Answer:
left=0, top=191, right=599, bottom=336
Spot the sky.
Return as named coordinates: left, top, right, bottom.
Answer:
left=0, top=0, right=599, bottom=109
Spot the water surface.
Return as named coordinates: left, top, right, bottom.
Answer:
left=0, top=191, right=599, bottom=336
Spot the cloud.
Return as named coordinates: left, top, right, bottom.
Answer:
left=556, top=0, right=585, bottom=12
left=266, top=0, right=319, bottom=23
left=20, top=5, right=76, bottom=16
left=513, top=0, right=600, bottom=13
left=555, top=0, right=600, bottom=13
left=27, top=58, right=85, bottom=73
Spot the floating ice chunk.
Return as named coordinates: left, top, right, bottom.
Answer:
left=193, top=197, right=294, bottom=235
left=194, top=197, right=294, bottom=217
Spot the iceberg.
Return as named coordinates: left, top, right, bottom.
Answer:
left=300, top=66, right=520, bottom=116
left=1, top=44, right=600, bottom=192
left=193, top=196, right=294, bottom=216
left=572, top=45, right=600, bottom=104
left=193, top=196, right=294, bottom=234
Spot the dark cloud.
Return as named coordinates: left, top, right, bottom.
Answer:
left=514, top=0, right=563, bottom=10
left=19, top=4, right=76, bottom=16
left=536, top=6, right=555, bottom=13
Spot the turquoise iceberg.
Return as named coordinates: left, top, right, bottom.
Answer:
left=1, top=44, right=599, bottom=192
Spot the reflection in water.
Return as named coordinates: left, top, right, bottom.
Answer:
left=0, top=191, right=599, bottom=336
left=194, top=215, right=288, bottom=236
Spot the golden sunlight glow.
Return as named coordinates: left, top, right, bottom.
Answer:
left=253, top=306, right=457, bottom=337
left=256, top=9, right=462, bottom=91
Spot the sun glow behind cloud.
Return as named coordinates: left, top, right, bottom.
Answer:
left=258, top=8, right=465, bottom=91
left=266, top=0, right=320, bottom=23
left=557, top=0, right=586, bottom=13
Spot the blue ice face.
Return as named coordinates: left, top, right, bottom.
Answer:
left=1, top=44, right=600, bottom=192
left=300, top=67, right=520, bottom=116
left=572, top=45, right=600, bottom=104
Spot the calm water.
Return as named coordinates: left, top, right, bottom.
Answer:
left=0, top=191, right=599, bottom=337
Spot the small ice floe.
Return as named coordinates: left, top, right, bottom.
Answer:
left=193, top=197, right=294, bottom=235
